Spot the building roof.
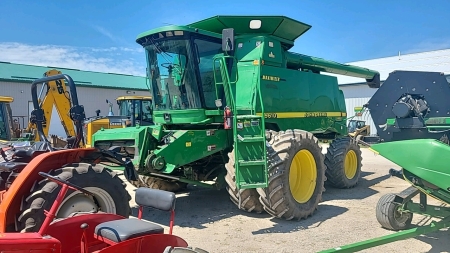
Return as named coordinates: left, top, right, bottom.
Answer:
left=331, top=48, right=450, bottom=85
left=0, top=61, right=149, bottom=90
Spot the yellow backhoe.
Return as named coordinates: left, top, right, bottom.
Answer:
left=0, top=96, right=18, bottom=144
left=0, top=69, right=84, bottom=148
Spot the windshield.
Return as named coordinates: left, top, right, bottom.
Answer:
left=146, top=39, right=201, bottom=111
left=348, top=120, right=365, bottom=132
left=193, top=38, right=222, bottom=108
left=118, top=99, right=153, bottom=123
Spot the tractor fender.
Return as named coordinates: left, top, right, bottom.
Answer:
left=0, top=148, right=97, bottom=232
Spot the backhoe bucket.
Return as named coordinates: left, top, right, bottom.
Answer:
left=370, top=139, right=450, bottom=192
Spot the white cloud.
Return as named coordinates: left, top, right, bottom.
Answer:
left=91, top=25, right=117, bottom=42
left=0, top=42, right=146, bottom=76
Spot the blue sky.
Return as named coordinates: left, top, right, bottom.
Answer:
left=1, top=0, right=449, bottom=76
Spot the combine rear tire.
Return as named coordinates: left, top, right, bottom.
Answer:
left=225, top=150, right=264, bottom=213
left=17, top=163, right=131, bottom=232
left=131, top=175, right=187, bottom=193
left=376, top=193, right=413, bottom=231
left=256, top=129, right=326, bottom=220
left=324, top=137, right=362, bottom=188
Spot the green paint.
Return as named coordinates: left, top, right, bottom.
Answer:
left=154, top=129, right=231, bottom=173
left=371, top=139, right=450, bottom=192
left=319, top=217, right=450, bottom=252
left=93, top=15, right=380, bottom=191
left=425, top=117, right=450, bottom=125
left=385, top=117, right=450, bottom=129
left=320, top=137, right=450, bottom=251
left=354, top=106, right=363, bottom=112
left=386, top=118, right=396, bottom=125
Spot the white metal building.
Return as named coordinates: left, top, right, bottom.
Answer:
left=332, top=49, right=450, bottom=136
left=0, top=62, right=151, bottom=137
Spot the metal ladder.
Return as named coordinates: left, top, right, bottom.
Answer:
left=213, top=55, right=268, bottom=190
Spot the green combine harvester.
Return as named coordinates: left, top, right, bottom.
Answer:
left=92, top=15, right=380, bottom=220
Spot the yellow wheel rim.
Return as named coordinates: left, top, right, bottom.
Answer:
left=344, top=150, right=358, bottom=179
left=289, top=150, right=317, bottom=203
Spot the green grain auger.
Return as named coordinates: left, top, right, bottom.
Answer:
left=92, top=15, right=380, bottom=220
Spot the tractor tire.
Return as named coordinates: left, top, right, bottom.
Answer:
left=376, top=193, right=413, bottom=231
left=324, top=137, right=362, bottom=188
left=131, top=175, right=187, bottom=193
left=256, top=129, right=326, bottom=220
left=224, top=149, right=264, bottom=213
left=17, top=163, right=131, bottom=232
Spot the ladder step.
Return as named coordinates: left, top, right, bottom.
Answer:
left=236, top=115, right=261, bottom=120
left=238, top=160, right=266, bottom=166
left=239, top=183, right=267, bottom=189
left=237, top=136, right=265, bottom=143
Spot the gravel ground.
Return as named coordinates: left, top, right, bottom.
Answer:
left=120, top=145, right=450, bottom=253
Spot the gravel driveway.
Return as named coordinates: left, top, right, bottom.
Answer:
left=121, top=146, right=449, bottom=253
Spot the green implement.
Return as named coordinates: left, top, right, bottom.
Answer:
left=92, top=15, right=380, bottom=220
left=320, top=139, right=450, bottom=252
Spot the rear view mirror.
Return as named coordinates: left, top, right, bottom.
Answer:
left=222, top=28, right=234, bottom=52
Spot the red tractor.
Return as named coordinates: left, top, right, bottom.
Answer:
left=0, top=73, right=133, bottom=233
left=0, top=171, right=206, bottom=252
left=0, top=73, right=206, bottom=252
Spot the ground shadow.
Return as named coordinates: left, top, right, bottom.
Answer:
left=415, top=228, right=450, bottom=253
left=130, top=184, right=351, bottom=233
left=251, top=204, right=348, bottom=235
left=322, top=171, right=391, bottom=201
left=131, top=186, right=272, bottom=230
left=125, top=169, right=393, bottom=232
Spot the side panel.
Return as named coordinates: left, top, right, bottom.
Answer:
left=259, top=65, right=347, bottom=135
left=0, top=233, right=61, bottom=252
left=155, top=129, right=231, bottom=173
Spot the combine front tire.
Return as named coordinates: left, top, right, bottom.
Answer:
left=131, top=175, right=187, bottom=192
left=324, top=137, right=362, bottom=188
left=17, top=163, right=131, bottom=232
left=257, top=130, right=326, bottom=220
left=376, top=193, right=413, bottom=231
left=225, top=149, right=264, bottom=213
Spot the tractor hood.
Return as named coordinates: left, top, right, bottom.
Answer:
left=91, top=125, right=157, bottom=151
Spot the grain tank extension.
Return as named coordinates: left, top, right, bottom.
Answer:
left=92, top=15, right=380, bottom=220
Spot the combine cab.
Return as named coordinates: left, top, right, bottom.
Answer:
left=92, top=15, right=381, bottom=220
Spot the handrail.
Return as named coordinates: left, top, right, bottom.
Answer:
left=212, top=55, right=238, bottom=112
